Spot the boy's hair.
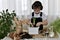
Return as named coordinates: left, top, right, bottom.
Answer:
left=32, top=1, right=43, bottom=10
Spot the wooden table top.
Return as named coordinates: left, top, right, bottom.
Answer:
left=31, top=32, right=59, bottom=38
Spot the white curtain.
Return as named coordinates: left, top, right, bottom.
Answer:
left=48, top=0, right=60, bottom=24
left=0, top=0, right=60, bottom=23
left=0, top=0, right=48, bottom=15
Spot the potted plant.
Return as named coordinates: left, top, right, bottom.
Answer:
left=0, top=9, right=16, bottom=39
left=50, top=18, right=60, bottom=33
left=48, top=17, right=60, bottom=38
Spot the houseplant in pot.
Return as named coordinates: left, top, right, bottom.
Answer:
left=0, top=9, right=16, bottom=39
left=50, top=18, right=60, bottom=33
left=49, top=17, right=60, bottom=37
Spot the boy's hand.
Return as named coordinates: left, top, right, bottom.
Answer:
left=36, top=22, right=43, bottom=27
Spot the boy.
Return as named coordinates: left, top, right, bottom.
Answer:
left=28, top=1, right=48, bottom=33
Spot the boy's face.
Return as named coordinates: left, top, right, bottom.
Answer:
left=34, top=8, right=40, bottom=14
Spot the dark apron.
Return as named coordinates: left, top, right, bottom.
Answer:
left=31, top=12, right=43, bottom=31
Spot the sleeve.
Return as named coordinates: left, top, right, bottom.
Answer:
left=42, top=13, right=48, bottom=21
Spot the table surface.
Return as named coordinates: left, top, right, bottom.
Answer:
left=34, top=32, right=58, bottom=38
left=1, top=30, right=59, bottom=40
left=1, top=34, right=59, bottom=40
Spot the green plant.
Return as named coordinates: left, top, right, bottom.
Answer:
left=0, top=9, right=16, bottom=39
left=33, top=17, right=35, bottom=25
left=50, top=18, right=60, bottom=33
